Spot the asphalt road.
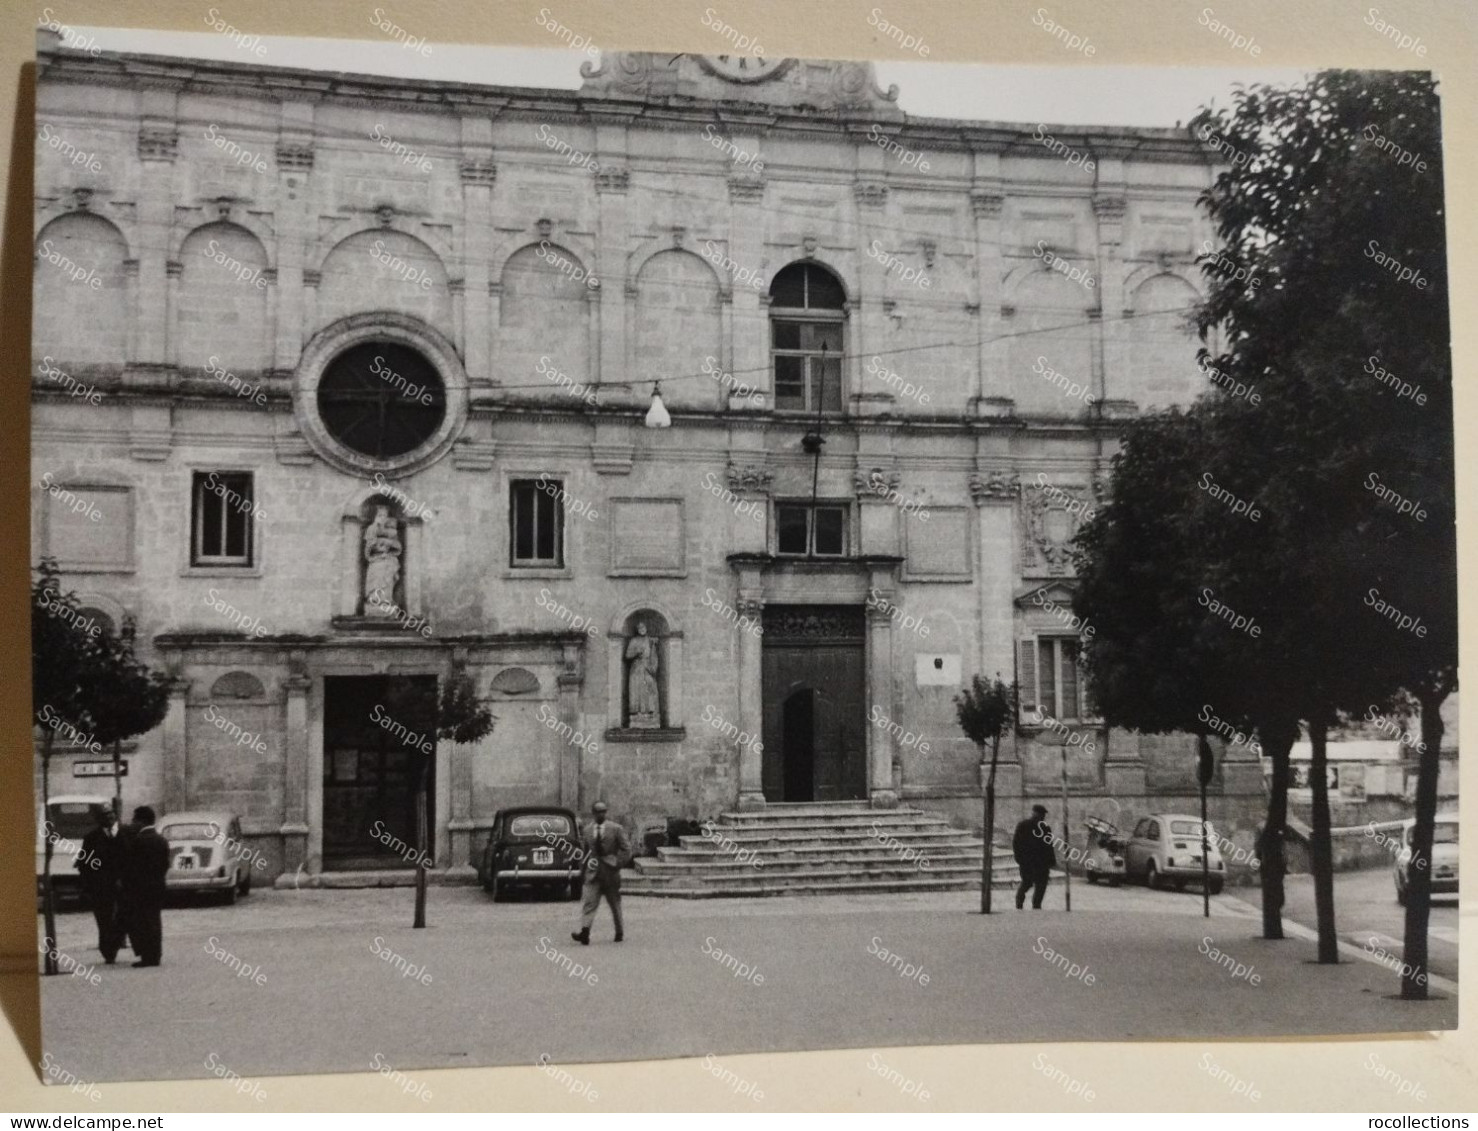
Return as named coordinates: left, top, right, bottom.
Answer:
left=36, top=876, right=1455, bottom=1092
left=1276, top=865, right=1459, bottom=984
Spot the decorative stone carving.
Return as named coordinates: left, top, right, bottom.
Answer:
left=854, top=182, right=888, bottom=208
left=1022, top=481, right=1094, bottom=577
left=735, top=596, right=764, bottom=621
left=803, top=235, right=818, bottom=258
left=375, top=205, right=396, bottom=229
left=726, top=464, right=774, bottom=493
left=362, top=505, right=403, bottom=614
left=854, top=466, right=902, bottom=497
left=275, top=141, right=314, bottom=171
left=1092, top=194, right=1128, bottom=222
left=579, top=52, right=900, bottom=114
left=764, top=605, right=866, bottom=642
left=727, top=175, right=765, bottom=202
left=595, top=168, right=630, bottom=194
left=968, top=470, right=1019, bottom=503
left=624, top=621, right=662, bottom=728
left=137, top=126, right=177, bottom=162
left=921, top=240, right=936, bottom=268
left=458, top=157, right=497, bottom=185
left=969, top=190, right=1005, bottom=219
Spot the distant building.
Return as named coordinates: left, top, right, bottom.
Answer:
left=32, top=37, right=1269, bottom=882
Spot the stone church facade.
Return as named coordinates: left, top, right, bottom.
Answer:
left=32, top=37, right=1266, bottom=881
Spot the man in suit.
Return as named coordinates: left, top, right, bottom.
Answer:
left=77, top=805, right=125, bottom=964
left=1012, top=804, right=1057, bottom=910
left=571, top=801, right=630, bottom=945
left=120, top=805, right=170, bottom=967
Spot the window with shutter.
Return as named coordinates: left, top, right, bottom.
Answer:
left=1018, top=638, right=1037, bottom=720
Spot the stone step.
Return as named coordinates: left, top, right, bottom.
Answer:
left=705, top=817, right=964, bottom=836
left=655, top=842, right=994, bottom=865
left=633, top=860, right=990, bottom=885
left=622, top=874, right=1023, bottom=898
left=641, top=853, right=1014, bottom=876
left=672, top=830, right=986, bottom=853
left=717, top=807, right=933, bottom=825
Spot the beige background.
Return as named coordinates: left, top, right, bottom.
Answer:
left=0, top=0, right=1472, bottom=1112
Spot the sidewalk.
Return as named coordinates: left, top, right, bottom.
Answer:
left=37, top=879, right=1455, bottom=1086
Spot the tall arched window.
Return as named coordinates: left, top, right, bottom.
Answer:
left=770, top=262, right=845, bottom=413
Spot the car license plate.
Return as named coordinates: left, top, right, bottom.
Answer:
left=533, top=848, right=553, bottom=865
left=176, top=855, right=194, bottom=870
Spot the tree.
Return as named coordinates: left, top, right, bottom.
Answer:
left=1190, top=70, right=1452, bottom=987
left=388, top=670, right=495, bottom=928
left=954, top=674, right=1016, bottom=914
left=31, top=560, right=170, bottom=974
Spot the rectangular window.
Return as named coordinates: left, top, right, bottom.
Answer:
left=192, top=471, right=253, bottom=567
left=1036, top=637, right=1087, bottom=722
left=511, top=479, right=564, bottom=567
left=775, top=503, right=848, bottom=557
left=772, top=319, right=843, bottom=413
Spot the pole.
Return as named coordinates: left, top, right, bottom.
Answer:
left=1060, top=745, right=1071, bottom=913
left=1201, top=777, right=1210, bottom=919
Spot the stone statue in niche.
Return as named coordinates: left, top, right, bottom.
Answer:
left=362, top=505, right=403, bottom=614
left=624, top=621, right=661, bottom=728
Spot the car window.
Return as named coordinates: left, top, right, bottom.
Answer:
left=160, top=822, right=219, bottom=840
left=1133, top=819, right=1150, bottom=838
left=510, top=814, right=572, bottom=837
left=48, top=802, right=109, bottom=838
left=1147, top=821, right=1160, bottom=839
left=1170, top=820, right=1205, bottom=836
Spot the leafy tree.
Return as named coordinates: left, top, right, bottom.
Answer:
left=955, top=674, right=1016, bottom=914
left=1190, top=69, right=1452, bottom=990
left=389, top=671, right=495, bottom=928
left=31, top=560, right=170, bottom=974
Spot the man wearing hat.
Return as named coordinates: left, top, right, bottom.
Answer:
left=1012, top=804, right=1057, bottom=910
left=120, top=805, right=171, bottom=967
left=571, top=801, right=630, bottom=945
left=77, top=805, right=125, bottom=963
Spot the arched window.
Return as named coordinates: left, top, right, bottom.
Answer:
left=770, top=263, right=845, bottom=413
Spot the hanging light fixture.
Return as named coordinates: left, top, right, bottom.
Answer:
left=644, top=381, right=672, bottom=429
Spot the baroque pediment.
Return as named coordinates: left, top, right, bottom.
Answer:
left=579, top=52, right=902, bottom=114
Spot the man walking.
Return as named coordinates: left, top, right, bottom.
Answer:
left=1013, top=804, right=1057, bottom=910
left=571, top=801, right=629, bottom=945
left=120, top=806, right=170, bottom=967
left=77, top=805, right=125, bottom=964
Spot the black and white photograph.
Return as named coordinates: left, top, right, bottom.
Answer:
left=21, top=0, right=1461, bottom=1111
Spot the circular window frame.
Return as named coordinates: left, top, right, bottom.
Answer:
left=296, top=312, right=468, bottom=478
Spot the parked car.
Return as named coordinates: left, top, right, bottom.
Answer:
left=35, top=795, right=114, bottom=904
left=161, top=811, right=253, bottom=904
left=1395, top=813, right=1458, bottom=906
left=1082, top=816, right=1127, bottom=886
left=478, top=807, right=585, bottom=901
left=1125, top=813, right=1225, bottom=894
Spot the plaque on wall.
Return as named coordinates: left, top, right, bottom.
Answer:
left=609, top=498, right=685, bottom=575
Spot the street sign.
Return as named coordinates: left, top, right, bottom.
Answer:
left=73, top=761, right=126, bottom=777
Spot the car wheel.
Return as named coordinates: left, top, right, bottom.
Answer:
left=1145, top=861, right=1161, bottom=890
left=1396, top=879, right=1407, bottom=906
left=1108, top=877, right=1122, bottom=888
left=222, top=881, right=238, bottom=906
left=1209, top=878, right=1224, bottom=896
left=489, top=874, right=502, bottom=903
left=237, top=870, right=251, bottom=897
left=1172, top=879, right=1187, bottom=892
left=1086, top=872, right=1098, bottom=885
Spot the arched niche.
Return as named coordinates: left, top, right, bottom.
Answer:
left=210, top=671, right=267, bottom=701
left=34, top=211, right=130, bottom=368
left=606, top=605, right=684, bottom=733
left=633, top=248, right=721, bottom=409
left=335, top=485, right=429, bottom=621
left=176, top=221, right=272, bottom=372
left=498, top=240, right=594, bottom=395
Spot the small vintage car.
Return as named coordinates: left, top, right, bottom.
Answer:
left=1124, top=813, right=1225, bottom=894
left=1395, top=814, right=1458, bottom=906
left=479, top=807, right=586, bottom=901
left=161, top=810, right=254, bottom=904
left=35, top=795, right=114, bottom=904
left=1082, top=815, right=1127, bottom=886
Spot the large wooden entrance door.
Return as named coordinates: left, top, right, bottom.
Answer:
left=322, top=675, right=437, bottom=869
left=761, top=606, right=867, bottom=802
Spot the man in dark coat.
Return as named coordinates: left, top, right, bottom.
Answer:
left=1012, top=804, right=1057, bottom=910
left=571, top=801, right=630, bottom=945
left=120, top=805, right=170, bottom=967
left=77, top=805, right=126, bottom=964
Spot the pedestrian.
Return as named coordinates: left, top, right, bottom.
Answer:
left=120, top=805, right=170, bottom=968
left=571, top=801, right=629, bottom=946
left=1013, top=804, right=1057, bottom=910
left=77, top=805, right=126, bottom=964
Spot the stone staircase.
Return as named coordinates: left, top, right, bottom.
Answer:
left=623, top=800, right=1020, bottom=898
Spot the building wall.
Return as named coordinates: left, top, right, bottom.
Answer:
left=32, top=44, right=1270, bottom=879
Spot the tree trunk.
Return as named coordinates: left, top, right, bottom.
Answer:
left=413, top=758, right=429, bottom=929
left=1308, top=718, right=1338, bottom=963
left=1257, top=720, right=1295, bottom=940
left=112, top=738, right=123, bottom=820
left=41, top=732, right=59, bottom=975
left=981, top=738, right=999, bottom=914
left=1400, top=688, right=1447, bottom=999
